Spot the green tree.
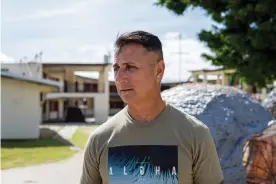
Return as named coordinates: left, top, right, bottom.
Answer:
left=156, top=0, right=276, bottom=87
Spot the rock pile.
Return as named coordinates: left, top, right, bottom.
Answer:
left=263, top=88, right=276, bottom=119
left=161, top=83, right=273, bottom=184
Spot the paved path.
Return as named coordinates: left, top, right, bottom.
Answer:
left=40, top=123, right=83, bottom=140
left=57, top=126, right=78, bottom=139
left=1, top=124, right=100, bottom=184
left=1, top=152, right=84, bottom=184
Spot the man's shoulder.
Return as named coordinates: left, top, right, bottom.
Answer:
left=167, top=104, right=212, bottom=150
left=88, top=108, right=127, bottom=140
left=168, top=103, right=209, bottom=134
left=168, top=104, right=208, bottom=128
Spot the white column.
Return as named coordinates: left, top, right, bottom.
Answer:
left=94, top=66, right=110, bottom=124
left=79, top=82, right=84, bottom=92
left=192, top=74, right=198, bottom=83
left=98, top=71, right=105, bottom=93
left=65, top=68, right=75, bottom=106
left=104, top=66, right=110, bottom=94
left=58, top=99, right=64, bottom=120
left=217, top=74, right=220, bottom=84
left=203, top=72, right=207, bottom=84
left=222, top=73, right=228, bottom=86
left=46, top=101, right=49, bottom=121
left=94, top=96, right=108, bottom=124
left=59, top=75, right=64, bottom=92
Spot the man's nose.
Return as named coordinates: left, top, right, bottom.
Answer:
left=115, top=69, right=128, bottom=84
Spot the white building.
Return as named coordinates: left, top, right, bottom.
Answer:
left=1, top=65, right=62, bottom=139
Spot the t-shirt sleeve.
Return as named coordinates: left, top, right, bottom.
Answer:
left=79, top=134, right=102, bottom=184
left=193, top=127, right=224, bottom=184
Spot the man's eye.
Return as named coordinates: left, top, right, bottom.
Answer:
left=127, top=65, right=136, bottom=69
left=113, top=67, right=119, bottom=71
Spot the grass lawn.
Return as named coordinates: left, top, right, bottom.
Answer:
left=71, top=125, right=99, bottom=149
left=1, top=125, right=99, bottom=170
left=1, top=138, right=76, bottom=170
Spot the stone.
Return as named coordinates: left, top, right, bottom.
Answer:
left=161, top=83, right=273, bottom=184
left=263, top=88, right=276, bottom=118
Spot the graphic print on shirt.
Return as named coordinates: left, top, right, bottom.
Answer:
left=108, top=145, right=178, bottom=184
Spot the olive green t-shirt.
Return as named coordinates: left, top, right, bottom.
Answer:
left=80, top=103, right=223, bottom=184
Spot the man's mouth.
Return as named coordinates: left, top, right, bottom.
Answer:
left=120, top=89, right=133, bottom=92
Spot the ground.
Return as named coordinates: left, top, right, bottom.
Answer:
left=1, top=124, right=98, bottom=184
left=1, top=151, right=85, bottom=184
left=1, top=138, right=76, bottom=169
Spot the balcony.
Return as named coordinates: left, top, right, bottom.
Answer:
left=109, top=85, right=119, bottom=97
left=63, top=82, right=99, bottom=93
left=46, top=92, right=106, bottom=99
left=48, top=82, right=100, bottom=93
left=46, top=82, right=107, bottom=100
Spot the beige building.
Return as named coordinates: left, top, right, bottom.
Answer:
left=42, top=63, right=111, bottom=124
left=1, top=64, right=62, bottom=139
left=189, top=68, right=276, bottom=102
left=71, top=76, right=126, bottom=116
left=190, top=68, right=237, bottom=86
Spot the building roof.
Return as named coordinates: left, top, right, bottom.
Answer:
left=42, top=62, right=111, bottom=68
left=1, top=71, right=62, bottom=88
left=189, top=68, right=234, bottom=74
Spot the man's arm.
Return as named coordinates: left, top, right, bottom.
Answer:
left=193, top=127, right=224, bottom=184
left=80, top=135, right=102, bottom=184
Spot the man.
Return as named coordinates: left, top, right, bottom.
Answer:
left=80, top=30, right=224, bottom=184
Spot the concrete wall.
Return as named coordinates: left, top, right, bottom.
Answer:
left=94, top=94, right=109, bottom=124
left=1, top=78, right=42, bottom=139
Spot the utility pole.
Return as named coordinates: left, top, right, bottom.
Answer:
left=178, top=33, right=182, bottom=82
left=171, top=33, right=190, bottom=82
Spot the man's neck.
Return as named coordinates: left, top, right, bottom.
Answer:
left=127, top=96, right=166, bottom=122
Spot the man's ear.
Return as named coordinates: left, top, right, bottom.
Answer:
left=156, top=60, right=165, bottom=79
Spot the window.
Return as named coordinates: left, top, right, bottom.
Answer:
left=1, top=68, right=9, bottom=72
left=43, top=72, right=47, bottom=78
left=75, top=81, right=79, bottom=92
left=110, top=101, right=125, bottom=109
left=92, top=84, right=98, bottom=92
left=49, top=101, right=58, bottom=112
left=83, top=83, right=98, bottom=92
left=64, top=81, right=68, bottom=92
left=43, top=102, right=46, bottom=113
left=110, top=85, right=117, bottom=93
left=40, top=92, right=43, bottom=102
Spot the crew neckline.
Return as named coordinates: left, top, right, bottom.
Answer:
left=124, top=102, right=171, bottom=127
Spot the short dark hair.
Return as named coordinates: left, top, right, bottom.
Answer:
left=114, top=30, right=163, bottom=61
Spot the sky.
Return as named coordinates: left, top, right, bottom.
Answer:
left=1, top=0, right=220, bottom=82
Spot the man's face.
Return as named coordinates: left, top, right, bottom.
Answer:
left=113, top=43, right=163, bottom=104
